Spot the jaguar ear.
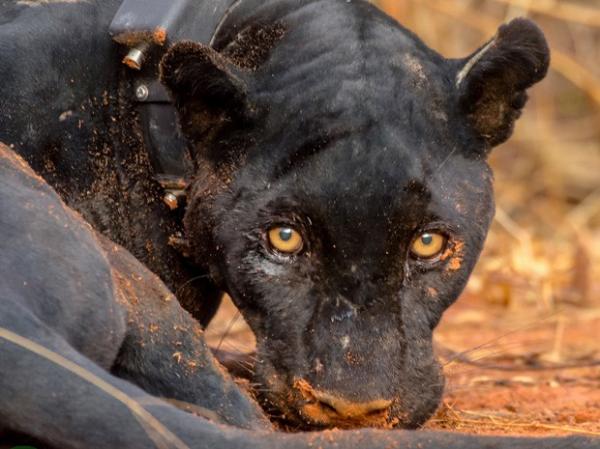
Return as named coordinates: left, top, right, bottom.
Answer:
left=456, top=18, right=550, bottom=151
left=160, top=41, right=250, bottom=141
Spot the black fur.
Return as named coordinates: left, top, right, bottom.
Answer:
left=160, top=0, right=549, bottom=430
left=0, top=0, right=227, bottom=327
left=159, top=42, right=252, bottom=142
left=1, top=0, right=596, bottom=447
left=0, top=143, right=596, bottom=449
left=456, top=18, right=550, bottom=148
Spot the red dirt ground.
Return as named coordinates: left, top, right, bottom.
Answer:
left=206, top=294, right=600, bottom=437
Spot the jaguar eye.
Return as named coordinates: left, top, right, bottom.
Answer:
left=410, top=232, right=447, bottom=260
left=267, top=226, right=303, bottom=254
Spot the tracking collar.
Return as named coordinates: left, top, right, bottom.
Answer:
left=108, top=0, right=240, bottom=209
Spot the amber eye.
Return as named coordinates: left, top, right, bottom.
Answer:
left=410, top=232, right=447, bottom=260
left=267, top=226, right=304, bottom=254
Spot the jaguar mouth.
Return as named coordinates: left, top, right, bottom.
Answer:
left=293, top=378, right=397, bottom=429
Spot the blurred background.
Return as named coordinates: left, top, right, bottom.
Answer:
left=207, top=0, right=600, bottom=436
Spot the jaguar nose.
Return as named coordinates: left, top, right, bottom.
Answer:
left=295, top=379, right=393, bottom=428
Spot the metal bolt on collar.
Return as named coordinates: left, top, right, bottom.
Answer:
left=135, top=84, right=149, bottom=101
left=123, top=46, right=146, bottom=70
left=163, top=192, right=178, bottom=210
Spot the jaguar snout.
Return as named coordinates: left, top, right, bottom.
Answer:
left=294, top=379, right=394, bottom=428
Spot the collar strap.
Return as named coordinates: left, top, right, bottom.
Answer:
left=108, top=0, right=240, bottom=209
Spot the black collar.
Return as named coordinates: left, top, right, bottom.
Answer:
left=108, top=0, right=241, bottom=208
